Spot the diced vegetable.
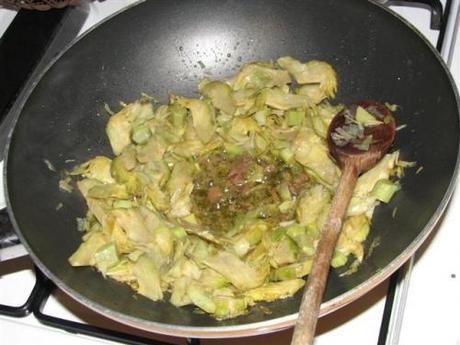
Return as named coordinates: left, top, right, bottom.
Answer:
left=188, top=283, right=216, bottom=313
left=265, top=88, right=310, bottom=110
left=277, top=57, right=337, bottom=100
left=371, top=179, right=400, bottom=203
left=232, top=63, right=291, bottom=91
left=203, top=251, right=269, bottom=290
left=355, top=106, right=383, bottom=126
left=213, top=296, right=248, bottom=319
left=69, top=231, right=107, bottom=266
left=70, top=156, right=115, bottom=184
left=106, top=101, right=154, bottom=155
left=201, top=80, right=236, bottom=115
left=293, top=127, right=340, bottom=187
left=175, top=97, right=216, bottom=144
left=67, top=56, right=405, bottom=320
left=245, top=279, right=305, bottom=302
left=94, top=243, right=119, bottom=273
left=133, top=255, right=163, bottom=301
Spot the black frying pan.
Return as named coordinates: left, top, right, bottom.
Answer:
left=4, top=0, right=459, bottom=338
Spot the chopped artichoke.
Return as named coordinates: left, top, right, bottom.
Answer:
left=203, top=251, right=269, bottom=290
left=132, top=255, right=163, bottom=301
left=69, top=231, right=107, bottom=266
left=201, top=80, right=236, bottom=115
left=232, top=63, right=291, bottom=91
left=265, top=88, right=310, bottom=110
left=213, top=296, right=248, bottom=319
left=175, top=97, right=216, bottom=144
left=187, top=283, right=216, bottom=314
left=106, top=101, right=154, bottom=155
left=293, top=127, right=340, bottom=187
left=277, top=57, right=337, bottom=99
left=68, top=56, right=405, bottom=320
left=245, top=279, right=305, bottom=302
left=70, top=156, right=115, bottom=184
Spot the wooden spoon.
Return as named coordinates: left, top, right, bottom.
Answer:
left=291, top=100, right=396, bottom=345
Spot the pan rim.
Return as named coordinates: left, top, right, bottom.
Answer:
left=3, top=0, right=460, bottom=338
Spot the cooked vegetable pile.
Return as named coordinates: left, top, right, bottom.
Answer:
left=67, top=57, right=404, bottom=319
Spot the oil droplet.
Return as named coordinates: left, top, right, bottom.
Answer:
left=179, top=46, right=184, bottom=51
left=237, top=56, right=242, bottom=62
left=227, top=53, right=232, bottom=58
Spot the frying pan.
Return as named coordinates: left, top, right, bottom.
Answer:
left=3, top=0, right=460, bottom=338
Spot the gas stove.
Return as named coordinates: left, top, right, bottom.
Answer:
left=0, top=1, right=459, bottom=344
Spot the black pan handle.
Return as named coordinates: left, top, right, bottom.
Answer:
left=0, top=4, right=89, bottom=263
left=377, top=0, right=443, bottom=30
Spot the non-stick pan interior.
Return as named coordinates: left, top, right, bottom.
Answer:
left=5, top=0, right=459, bottom=334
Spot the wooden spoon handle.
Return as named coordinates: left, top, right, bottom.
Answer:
left=291, top=163, right=359, bottom=345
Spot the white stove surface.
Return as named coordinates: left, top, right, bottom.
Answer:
left=0, top=1, right=459, bottom=344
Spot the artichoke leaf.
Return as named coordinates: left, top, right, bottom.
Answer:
left=175, top=97, right=216, bottom=144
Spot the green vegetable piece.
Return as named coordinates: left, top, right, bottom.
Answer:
left=232, top=63, right=291, bottom=91
left=280, top=147, right=294, bottom=163
left=245, top=279, right=305, bottom=302
left=105, top=259, right=134, bottom=282
left=112, top=199, right=133, bottom=209
left=172, top=226, right=187, bottom=239
left=111, top=208, right=155, bottom=244
left=271, top=227, right=286, bottom=242
left=169, top=103, right=188, bottom=129
left=68, top=231, right=107, bottom=267
left=170, top=277, right=192, bottom=307
left=203, top=251, right=269, bottom=290
left=277, top=182, right=292, bottom=201
left=309, top=103, right=344, bottom=138
left=213, top=296, right=248, bottom=319
left=106, top=101, right=154, bottom=155
left=232, top=222, right=267, bottom=257
left=286, top=224, right=315, bottom=256
left=265, top=88, right=309, bottom=110
left=269, top=236, right=299, bottom=268
left=287, top=110, right=305, bottom=126
left=296, top=185, right=331, bottom=227
left=132, top=255, right=163, bottom=301
left=136, top=136, right=167, bottom=163
left=200, top=268, right=228, bottom=289
left=355, top=106, right=383, bottom=126
left=188, top=284, right=216, bottom=314
left=224, top=143, right=245, bottom=156
left=371, top=179, right=400, bottom=203
left=270, top=260, right=313, bottom=281
left=70, top=156, right=115, bottom=184
left=111, top=156, right=140, bottom=194
left=254, top=108, right=269, bottom=125
left=293, top=127, right=340, bottom=187
left=131, top=125, right=151, bottom=145
left=331, top=251, right=348, bottom=268
left=277, top=57, right=337, bottom=99
left=348, top=152, right=399, bottom=216
left=94, top=243, right=119, bottom=273
left=342, top=214, right=370, bottom=243
left=153, top=225, right=174, bottom=257
left=87, top=183, right=129, bottom=199
left=201, top=80, right=236, bottom=115
left=175, top=97, right=216, bottom=144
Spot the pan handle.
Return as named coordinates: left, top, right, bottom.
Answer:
left=376, top=0, right=443, bottom=30
left=0, top=4, right=90, bottom=263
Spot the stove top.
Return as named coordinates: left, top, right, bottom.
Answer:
left=0, top=1, right=459, bottom=344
